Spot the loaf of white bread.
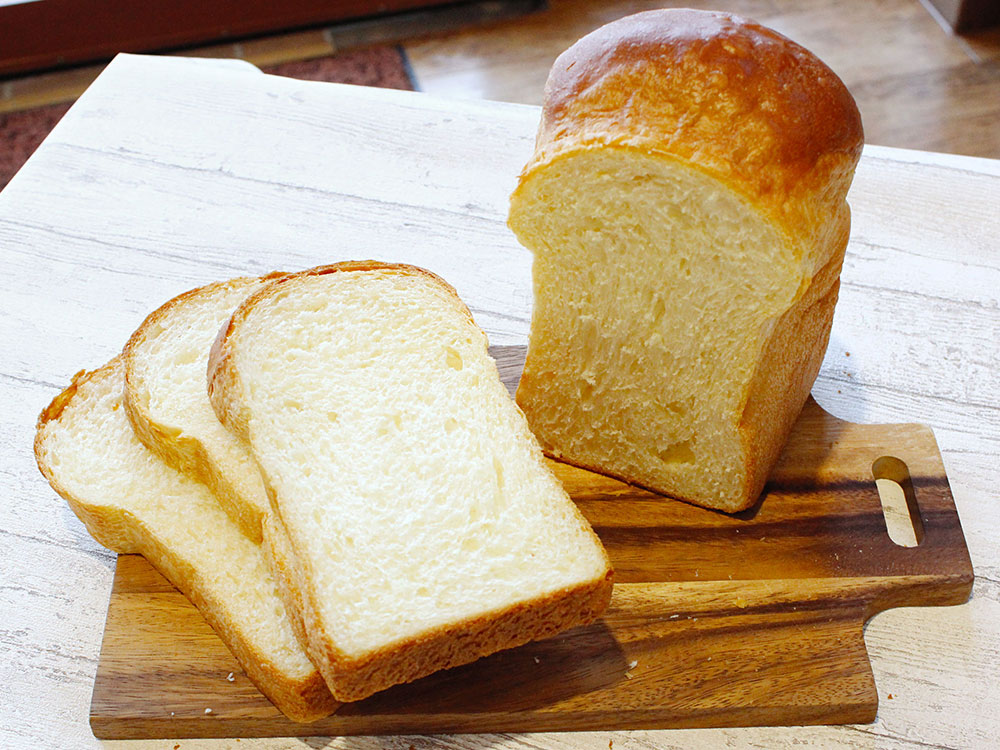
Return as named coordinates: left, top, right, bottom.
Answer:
left=207, top=262, right=613, bottom=701
left=34, top=358, right=337, bottom=721
left=508, top=9, right=864, bottom=512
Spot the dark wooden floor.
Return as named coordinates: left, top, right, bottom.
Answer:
left=2, top=0, right=998, bottom=158
left=405, top=0, right=1000, bottom=159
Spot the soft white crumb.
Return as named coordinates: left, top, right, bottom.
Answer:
left=533, top=656, right=540, bottom=664
left=668, top=614, right=679, bottom=619
left=204, top=708, right=213, bottom=714
left=628, top=660, right=638, bottom=669
left=170, top=712, right=175, bottom=717
left=227, top=672, right=235, bottom=682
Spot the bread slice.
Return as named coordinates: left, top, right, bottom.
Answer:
left=123, top=275, right=283, bottom=543
left=207, top=261, right=614, bottom=702
left=507, top=9, right=864, bottom=512
left=34, top=359, right=337, bottom=722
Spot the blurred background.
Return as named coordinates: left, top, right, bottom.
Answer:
left=2, top=0, right=998, bottom=189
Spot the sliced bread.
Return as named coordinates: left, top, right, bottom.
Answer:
left=207, top=261, right=614, bottom=702
left=123, top=276, right=282, bottom=542
left=507, top=9, right=864, bottom=512
left=34, top=358, right=337, bottom=722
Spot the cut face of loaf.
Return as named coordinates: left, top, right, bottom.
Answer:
left=34, top=359, right=336, bottom=722
left=123, top=275, right=282, bottom=542
left=511, top=149, right=846, bottom=510
left=509, top=9, right=863, bottom=512
left=208, top=262, right=613, bottom=702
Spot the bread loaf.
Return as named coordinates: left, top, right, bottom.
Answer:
left=208, top=261, right=613, bottom=702
left=508, top=9, right=863, bottom=512
left=34, top=359, right=337, bottom=721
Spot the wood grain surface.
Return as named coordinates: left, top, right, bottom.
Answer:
left=2, top=55, right=998, bottom=750
left=88, top=347, right=973, bottom=739
left=405, top=0, right=1000, bottom=159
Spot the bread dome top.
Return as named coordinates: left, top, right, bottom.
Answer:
left=527, top=9, right=864, bottom=236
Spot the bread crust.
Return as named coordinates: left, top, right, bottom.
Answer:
left=510, top=9, right=863, bottom=512
left=35, top=359, right=338, bottom=722
left=270, top=496, right=612, bottom=703
left=208, top=260, right=614, bottom=702
left=519, top=8, right=863, bottom=266
left=735, top=221, right=849, bottom=509
left=122, top=275, right=284, bottom=542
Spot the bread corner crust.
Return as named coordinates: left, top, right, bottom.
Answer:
left=282, top=520, right=614, bottom=703
left=521, top=8, right=863, bottom=244
left=328, top=572, right=614, bottom=703
left=266, top=440, right=612, bottom=705
left=271, top=474, right=613, bottom=703
left=36, top=362, right=115, bottom=434
left=736, top=250, right=846, bottom=507
left=133, top=506, right=339, bottom=723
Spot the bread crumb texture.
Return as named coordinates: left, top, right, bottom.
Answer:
left=125, top=276, right=274, bottom=539
left=225, top=265, right=612, bottom=696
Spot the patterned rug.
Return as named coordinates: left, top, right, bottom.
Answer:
left=0, top=45, right=415, bottom=190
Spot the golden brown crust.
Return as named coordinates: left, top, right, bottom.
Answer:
left=275, top=499, right=612, bottom=702
left=206, top=301, right=251, bottom=443
left=34, top=358, right=337, bottom=722
left=736, top=223, right=848, bottom=509
left=325, top=573, right=613, bottom=702
left=211, top=260, right=614, bottom=702
left=132, top=500, right=338, bottom=723
left=519, top=8, right=863, bottom=265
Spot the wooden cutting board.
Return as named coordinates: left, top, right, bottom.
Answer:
left=90, top=346, right=973, bottom=739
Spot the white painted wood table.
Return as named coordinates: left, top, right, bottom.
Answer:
left=2, top=54, right=998, bottom=750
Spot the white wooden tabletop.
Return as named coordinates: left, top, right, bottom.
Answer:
left=2, top=53, right=998, bottom=750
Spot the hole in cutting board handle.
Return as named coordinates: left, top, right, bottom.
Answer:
left=872, top=456, right=925, bottom=547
